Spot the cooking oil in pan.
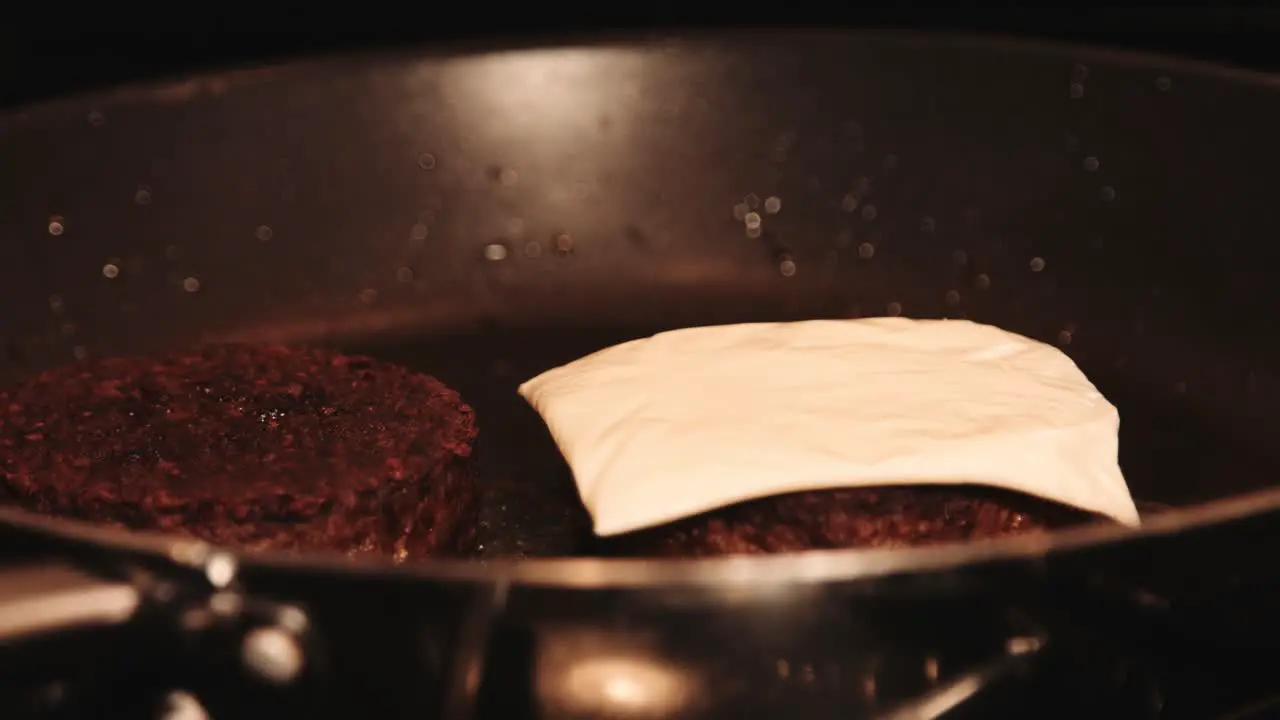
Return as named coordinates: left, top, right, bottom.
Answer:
left=344, top=326, right=656, bottom=558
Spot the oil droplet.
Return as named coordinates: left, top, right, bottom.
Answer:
left=732, top=202, right=749, bottom=221
left=1083, top=156, right=1099, bottom=172
left=256, top=225, right=273, bottom=242
left=553, top=233, right=574, bottom=255
left=48, top=216, right=65, bottom=236
left=73, top=345, right=87, bottom=360
left=1029, top=257, right=1046, bottom=272
left=744, top=194, right=760, bottom=210
left=945, top=290, right=961, bottom=306
left=952, top=249, right=968, bottom=266
left=1069, top=83, right=1085, bottom=99
left=357, top=288, right=378, bottom=305
left=498, top=168, right=519, bottom=186
left=135, top=186, right=152, bottom=205
left=1156, top=76, right=1172, bottom=92
left=394, top=267, right=414, bottom=283
left=861, top=205, right=878, bottom=221
left=410, top=223, right=428, bottom=242
left=975, top=273, right=991, bottom=290
left=841, top=193, right=859, bottom=212
left=182, top=277, right=200, bottom=292
left=492, top=359, right=513, bottom=378
left=744, top=212, right=762, bottom=230
left=764, top=196, right=782, bottom=214
left=483, top=243, right=509, bottom=262
left=102, top=263, right=120, bottom=279
left=524, top=241, right=542, bottom=258
left=920, top=216, right=936, bottom=233
left=1058, top=329, right=1073, bottom=345
left=417, top=153, right=437, bottom=170
left=87, top=110, right=105, bottom=127
left=49, top=295, right=64, bottom=313
left=746, top=226, right=762, bottom=239
left=886, top=301, right=903, bottom=316
left=857, top=242, right=875, bottom=259
left=777, top=257, right=797, bottom=277
left=1100, top=186, right=1116, bottom=202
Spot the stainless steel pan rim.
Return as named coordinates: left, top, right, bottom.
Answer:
left=4, top=483, right=1279, bottom=588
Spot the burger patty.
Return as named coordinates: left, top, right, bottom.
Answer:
left=0, top=344, right=479, bottom=560
left=597, top=486, right=1095, bottom=557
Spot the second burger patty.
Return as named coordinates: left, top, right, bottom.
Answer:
left=597, top=485, right=1095, bottom=557
left=0, top=344, right=479, bottom=560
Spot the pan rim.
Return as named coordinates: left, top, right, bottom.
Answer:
left=3, top=27, right=1278, bottom=120
left=2, top=483, right=1277, bottom=588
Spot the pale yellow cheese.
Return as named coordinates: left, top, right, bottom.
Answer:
left=519, top=318, right=1140, bottom=536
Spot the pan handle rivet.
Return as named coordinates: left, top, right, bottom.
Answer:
left=275, top=605, right=309, bottom=634
left=1005, top=636, right=1042, bottom=655
left=158, top=690, right=209, bottom=720
left=242, top=626, right=305, bottom=685
left=204, top=552, right=238, bottom=588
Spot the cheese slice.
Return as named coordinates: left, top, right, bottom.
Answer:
left=518, top=318, right=1141, bottom=536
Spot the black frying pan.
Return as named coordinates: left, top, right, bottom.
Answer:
left=1, top=30, right=1279, bottom=720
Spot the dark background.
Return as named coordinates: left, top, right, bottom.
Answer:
left=1, top=7, right=1278, bottom=109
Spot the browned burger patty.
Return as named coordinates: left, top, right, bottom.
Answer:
left=597, top=486, right=1095, bottom=557
left=0, top=344, right=478, bottom=560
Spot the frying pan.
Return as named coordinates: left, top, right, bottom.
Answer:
left=1, top=29, right=1280, bottom=720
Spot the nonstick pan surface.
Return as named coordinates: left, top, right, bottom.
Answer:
left=7, top=31, right=1280, bottom=720
left=0, top=31, right=1279, bottom=575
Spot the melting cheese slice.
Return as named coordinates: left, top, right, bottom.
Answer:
left=518, top=318, right=1141, bottom=536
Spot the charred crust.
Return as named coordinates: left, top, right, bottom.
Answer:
left=0, top=344, right=479, bottom=560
